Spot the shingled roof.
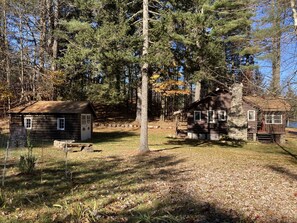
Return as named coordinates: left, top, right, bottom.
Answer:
left=243, top=96, right=291, bottom=112
left=9, top=101, right=96, bottom=115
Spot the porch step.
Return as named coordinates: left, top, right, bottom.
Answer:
left=257, top=134, right=273, bottom=143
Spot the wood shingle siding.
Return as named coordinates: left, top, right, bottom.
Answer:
left=8, top=101, right=96, bottom=142
left=25, top=114, right=81, bottom=140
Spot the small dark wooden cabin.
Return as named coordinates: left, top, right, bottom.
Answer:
left=243, top=96, right=291, bottom=143
left=185, top=89, right=232, bottom=140
left=182, top=87, right=291, bottom=143
left=9, top=101, right=96, bottom=141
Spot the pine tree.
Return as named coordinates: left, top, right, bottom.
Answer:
left=58, top=0, right=140, bottom=102
left=254, top=0, right=292, bottom=95
left=207, top=0, right=256, bottom=87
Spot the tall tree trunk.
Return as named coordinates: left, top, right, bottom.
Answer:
left=271, top=0, right=281, bottom=95
left=19, top=13, right=25, bottom=102
left=3, top=0, right=11, bottom=110
left=39, top=0, right=47, bottom=71
left=47, top=0, right=60, bottom=71
left=139, top=0, right=149, bottom=153
left=135, top=84, right=141, bottom=123
left=290, top=0, right=297, bottom=36
left=48, top=0, right=59, bottom=99
left=194, top=81, right=201, bottom=101
left=160, top=95, right=165, bottom=121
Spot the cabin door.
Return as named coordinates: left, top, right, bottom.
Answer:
left=81, top=114, right=91, bottom=141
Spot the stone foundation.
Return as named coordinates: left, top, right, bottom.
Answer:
left=53, top=140, right=75, bottom=149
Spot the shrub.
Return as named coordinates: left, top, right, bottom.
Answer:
left=18, top=155, right=37, bottom=174
left=0, top=189, right=6, bottom=208
left=18, top=133, right=37, bottom=174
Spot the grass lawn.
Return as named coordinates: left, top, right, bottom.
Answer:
left=0, top=125, right=296, bottom=223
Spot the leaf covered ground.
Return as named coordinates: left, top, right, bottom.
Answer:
left=0, top=124, right=296, bottom=223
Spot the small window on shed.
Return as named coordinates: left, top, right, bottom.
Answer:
left=248, top=110, right=256, bottom=121
left=24, top=117, right=32, bottom=129
left=217, top=110, right=227, bottom=121
left=194, top=111, right=201, bottom=121
left=57, top=118, right=65, bottom=130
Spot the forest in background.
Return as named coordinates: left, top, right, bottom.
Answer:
left=1, top=0, right=297, bottom=121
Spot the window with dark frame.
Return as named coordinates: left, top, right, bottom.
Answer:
left=57, top=118, right=65, bottom=130
left=194, top=111, right=201, bottom=121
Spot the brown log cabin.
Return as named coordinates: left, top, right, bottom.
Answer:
left=177, top=87, right=291, bottom=144
left=243, top=96, right=291, bottom=143
left=8, top=101, right=96, bottom=143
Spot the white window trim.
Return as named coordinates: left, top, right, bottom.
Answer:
left=57, top=118, right=65, bottom=130
left=194, top=111, right=201, bottom=121
left=247, top=110, right=256, bottom=121
left=217, top=110, right=227, bottom=121
left=24, top=117, right=33, bottom=130
left=208, top=110, right=216, bottom=123
left=265, top=114, right=282, bottom=124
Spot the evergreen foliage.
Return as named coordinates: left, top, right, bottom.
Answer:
left=0, top=0, right=296, bottom=120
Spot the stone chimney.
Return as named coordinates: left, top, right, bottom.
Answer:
left=228, top=83, right=247, bottom=141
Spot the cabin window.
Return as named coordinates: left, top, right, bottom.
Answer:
left=208, top=110, right=215, bottom=123
left=217, top=110, right=227, bottom=121
left=81, top=115, right=87, bottom=125
left=24, top=117, right=32, bottom=129
left=248, top=110, right=256, bottom=121
left=265, top=114, right=282, bottom=124
left=86, top=114, right=91, bottom=124
left=194, top=111, right=201, bottom=121
left=57, top=118, right=65, bottom=130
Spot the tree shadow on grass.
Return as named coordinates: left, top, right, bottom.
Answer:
left=275, top=142, right=297, bottom=161
left=2, top=158, right=124, bottom=209
left=128, top=188, right=254, bottom=223
left=151, top=146, right=182, bottom=152
left=0, top=152, right=186, bottom=221
left=90, top=131, right=138, bottom=144
left=166, top=138, right=246, bottom=148
left=244, top=143, right=297, bottom=164
left=1, top=151, right=258, bottom=223
left=17, top=131, right=138, bottom=148
left=267, top=165, right=297, bottom=181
